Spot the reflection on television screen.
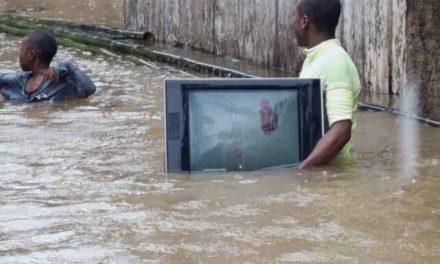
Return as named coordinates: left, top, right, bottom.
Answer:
left=189, top=90, right=299, bottom=171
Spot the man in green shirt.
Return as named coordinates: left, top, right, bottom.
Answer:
left=294, top=0, right=361, bottom=169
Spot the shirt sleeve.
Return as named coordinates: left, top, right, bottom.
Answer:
left=0, top=73, right=6, bottom=85
left=0, top=74, right=6, bottom=97
left=56, top=59, right=96, bottom=98
left=0, top=72, right=26, bottom=100
left=325, top=82, right=355, bottom=127
left=0, top=73, right=14, bottom=86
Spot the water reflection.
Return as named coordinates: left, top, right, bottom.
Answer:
left=1, top=32, right=440, bottom=264
left=0, top=0, right=123, bottom=27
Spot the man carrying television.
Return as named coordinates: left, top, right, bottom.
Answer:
left=293, top=0, right=361, bottom=169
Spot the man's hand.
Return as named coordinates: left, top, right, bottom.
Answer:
left=47, top=67, right=59, bottom=82
left=298, top=120, right=352, bottom=169
left=260, top=99, right=278, bottom=135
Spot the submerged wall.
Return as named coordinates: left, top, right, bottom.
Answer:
left=124, top=0, right=440, bottom=120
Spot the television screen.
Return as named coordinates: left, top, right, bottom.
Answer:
left=188, top=89, right=299, bottom=171
left=165, top=78, right=323, bottom=172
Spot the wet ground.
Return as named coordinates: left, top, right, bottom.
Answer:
left=1, top=2, right=440, bottom=263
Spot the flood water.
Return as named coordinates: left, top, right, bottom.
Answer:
left=0, top=0, right=123, bottom=27
left=1, top=2, right=440, bottom=263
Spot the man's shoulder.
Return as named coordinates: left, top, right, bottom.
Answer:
left=316, top=46, right=359, bottom=86
left=0, top=71, right=29, bottom=87
left=318, top=45, right=355, bottom=68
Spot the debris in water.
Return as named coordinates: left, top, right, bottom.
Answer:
left=5, top=7, right=48, bottom=14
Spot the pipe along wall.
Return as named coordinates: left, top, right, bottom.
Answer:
left=124, top=0, right=440, bottom=121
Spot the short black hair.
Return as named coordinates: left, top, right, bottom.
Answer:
left=297, top=0, right=342, bottom=36
left=25, top=31, right=58, bottom=66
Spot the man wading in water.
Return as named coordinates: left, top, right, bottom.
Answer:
left=294, top=0, right=361, bottom=169
left=0, top=31, right=96, bottom=103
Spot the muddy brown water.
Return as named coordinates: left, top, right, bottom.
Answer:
left=1, top=2, right=440, bottom=263
left=0, top=0, right=124, bottom=27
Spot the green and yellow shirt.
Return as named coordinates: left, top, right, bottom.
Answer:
left=300, top=39, right=361, bottom=160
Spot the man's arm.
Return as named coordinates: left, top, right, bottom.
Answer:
left=0, top=73, right=13, bottom=102
left=0, top=72, right=33, bottom=102
left=298, top=120, right=351, bottom=169
left=0, top=81, right=3, bottom=102
left=70, top=67, right=96, bottom=98
left=57, top=59, right=96, bottom=98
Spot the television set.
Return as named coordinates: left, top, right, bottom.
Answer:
left=165, top=78, right=323, bottom=172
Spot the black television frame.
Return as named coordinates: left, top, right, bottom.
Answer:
left=165, top=78, right=324, bottom=172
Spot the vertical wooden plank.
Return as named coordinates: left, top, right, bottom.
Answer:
left=243, top=0, right=277, bottom=66
left=162, top=0, right=180, bottom=44
left=124, top=0, right=138, bottom=30
left=213, top=0, right=238, bottom=56
left=339, top=0, right=367, bottom=89
left=276, top=0, right=302, bottom=74
left=364, top=0, right=392, bottom=94
left=405, top=0, right=440, bottom=119
left=391, top=0, right=406, bottom=95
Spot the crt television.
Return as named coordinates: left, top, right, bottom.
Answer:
left=165, top=78, right=323, bottom=172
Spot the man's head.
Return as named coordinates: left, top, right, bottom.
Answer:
left=293, top=0, right=341, bottom=47
left=19, top=31, right=58, bottom=71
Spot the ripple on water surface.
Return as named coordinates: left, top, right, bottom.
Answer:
left=1, top=35, right=440, bottom=263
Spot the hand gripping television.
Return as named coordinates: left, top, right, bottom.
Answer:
left=164, top=78, right=324, bottom=172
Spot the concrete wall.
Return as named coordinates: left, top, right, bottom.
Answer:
left=124, top=0, right=440, bottom=120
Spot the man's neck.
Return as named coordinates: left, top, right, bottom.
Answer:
left=30, top=67, right=49, bottom=78
left=307, top=33, right=335, bottom=49
left=26, top=66, right=49, bottom=93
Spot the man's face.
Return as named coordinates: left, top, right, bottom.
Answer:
left=293, top=7, right=307, bottom=47
left=19, top=39, right=34, bottom=71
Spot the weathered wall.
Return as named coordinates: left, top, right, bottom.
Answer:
left=340, top=0, right=406, bottom=95
left=124, top=0, right=304, bottom=74
left=124, top=0, right=405, bottom=93
left=124, top=0, right=439, bottom=120
left=406, top=0, right=440, bottom=120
